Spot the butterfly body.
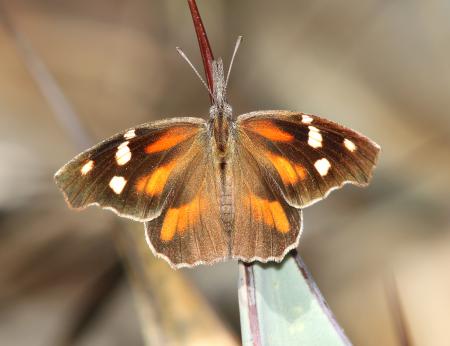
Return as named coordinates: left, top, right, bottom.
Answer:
left=55, top=58, right=380, bottom=269
left=209, top=60, right=235, bottom=233
left=211, top=114, right=231, bottom=159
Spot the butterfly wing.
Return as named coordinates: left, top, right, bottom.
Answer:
left=144, top=147, right=229, bottom=268
left=55, top=117, right=209, bottom=222
left=235, top=111, right=380, bottom=209
left=230, top=139, right=303, bottom=262
left=230, top=110, right=379, bottom=261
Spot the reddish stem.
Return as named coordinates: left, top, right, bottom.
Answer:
left=187, top=0, right=215, bottom=104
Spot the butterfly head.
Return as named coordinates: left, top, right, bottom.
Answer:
left=176, top=36, right=242, bottom=120
left=210, top=58, right=232, bottom=119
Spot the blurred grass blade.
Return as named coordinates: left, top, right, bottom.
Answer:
left=238, top=252, right=351, bottom=346
left=0, top=3, right=93, bottom=149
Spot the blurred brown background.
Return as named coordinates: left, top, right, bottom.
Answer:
left=1, top=1, right=449, bottom=345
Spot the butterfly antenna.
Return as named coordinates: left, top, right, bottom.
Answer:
left=225, top=35, right=243, bottom=88
left=176, top=47, right=213, bottom=98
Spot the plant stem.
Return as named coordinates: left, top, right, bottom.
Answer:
left=187, top=0, right=215, bottom=103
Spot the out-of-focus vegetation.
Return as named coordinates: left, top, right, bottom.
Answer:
left=1, top=1, right=449, bottom=345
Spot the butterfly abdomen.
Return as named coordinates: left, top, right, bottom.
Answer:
left=210, top=115, right=234, bottom=233
left=219, top=168, right=233, bottom=232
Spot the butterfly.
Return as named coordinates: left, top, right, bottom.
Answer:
left=55, top=39, right=380, bottom=269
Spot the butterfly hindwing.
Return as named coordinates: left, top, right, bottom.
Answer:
left=54, top=117, right=207, bottom=221
left=236, top=111, right=380, bottom=209
left=144, top=148, right=229, bottom=268
left=230, top=136, right=303, bottom=262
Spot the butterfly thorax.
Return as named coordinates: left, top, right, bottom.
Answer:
left=211, top=111, right=231, bottom=158
left=210, top=59, right=233, bottom=161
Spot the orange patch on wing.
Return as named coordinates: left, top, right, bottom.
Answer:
left=177, top=196, right=201, bottom=235
left=246, top=194, right=289, bottom=233
left=160, top=208, right=180, bottom=241
left=268, top=201, right=290, bottom=233
left=245, top=120, right=293, bottom=142
left=159, top=195, right=202, bottom=241
left=145, top=127, right=197, bottom=154
left=136, top=161, right=177, bottom=196
left=294, top=163, right=307, bottom=181
left=176, top=206, right=189, bottom=234
left=265, top=152, right=306, bottom=185
left=261, top=200, right=275, bottom=228
left=248, top=194, right=263, bottom=222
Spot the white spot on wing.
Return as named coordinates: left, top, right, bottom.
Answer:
left=308, top=126, right=322, bottom=148
left=115, top=141, right=131, bottom=166
left=314, top=158, right=331, bottom=176
left=302, top=114, right=313, bottom=124
left=109, top=176, right=127, bottom=194
left=80, top=160, right=94, bottom=175
left=344, top=138, right=356, bottom=152
left=124, top=129, right=136, bottom=140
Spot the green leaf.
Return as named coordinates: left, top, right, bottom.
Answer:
left=238, top=252, right=351, bottom=346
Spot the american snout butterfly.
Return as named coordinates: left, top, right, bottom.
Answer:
left=55, top=37, right=380, bottom=268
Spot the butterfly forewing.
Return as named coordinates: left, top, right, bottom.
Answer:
left=236, top=111, right=380, bottom=209
left=54, top=118, right=207, bottom=221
